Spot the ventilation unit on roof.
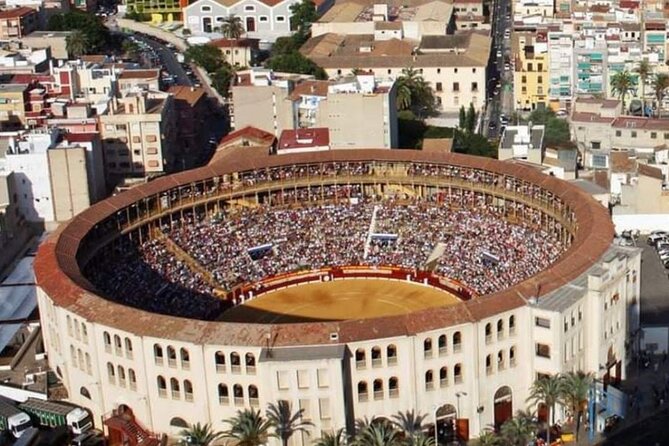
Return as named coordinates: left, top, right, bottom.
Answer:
left=330, top=332, right=339, bottom=341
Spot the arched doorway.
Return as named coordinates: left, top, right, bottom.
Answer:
left=202, top=17, right=212, bottom=33
left=170, top=417, right=188, bottom=428
left=493, top=386, right=513, bottom=431
left=435, top=404, right=457, bottom=444
left=246, top=17, right=256, bottom=32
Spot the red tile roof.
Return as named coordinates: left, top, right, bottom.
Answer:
left=35, top=149, right=614, bottom=346
left=288, top=80, right=330, bottom=100
left=118, top=69, right=160, bottom=80
left=278, top=128, right=329, bottom=150
left=218, top=125, right=276, bottom=148
left=63, top=132, right=99, bottom=143
left=0, top=7, right=36, bottom=19
left=209, top=38, right=259, bottom=48
left=638, top=163, right=664, bottom=180
left=612, top=117, right=669, bottom=130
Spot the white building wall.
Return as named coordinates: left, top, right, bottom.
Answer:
left=5, top=152, right=54, bottom=222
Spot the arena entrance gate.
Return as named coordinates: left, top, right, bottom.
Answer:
left=494, top=386, right=513, bottom=431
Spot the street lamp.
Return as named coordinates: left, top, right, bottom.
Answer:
left=455, top=392, right=468, bottom=419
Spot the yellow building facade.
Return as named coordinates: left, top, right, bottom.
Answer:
left=513, top=31, right=549, bottom=111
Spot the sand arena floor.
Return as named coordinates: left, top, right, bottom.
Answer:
left=220, top=279, right=461, bottom=323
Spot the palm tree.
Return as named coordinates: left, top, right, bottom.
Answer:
left=354, top=416, right=378, bottom=435
left=266, top=400, right=314, bottom=446
left=180, top=422, right=224, bottom=446
left=352, top=422, right=402, bottom=446
left=395, top=67, right=436, bottom=117
left=559, top=371, right=593, bottom=441
left=653, top=73, right=669, bottom=118
left=66, top=30, right=88, bottom=58
left=527, top=374, right=562, bottom=446
left=610, top=70, right=635, bottom=113
left=391, top=410, right=428, bottom=443
left=224, top=409, right=272, bottom=446
left=411, top=434, right=435, bottom=446
left=314, top=429, right=347, bottom=446
left=220, top=14, right=245, bottom=67
left=475, top=429, right=499, bottom=446
left=635, top=59, right=653, bottom=115
left=499, top=411, right=536, bottom=446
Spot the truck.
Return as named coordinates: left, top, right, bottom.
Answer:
left=13, top=427, right=39, bottom=446
left=0, top=397, right=31, bottom=438
left=17, top=399, right=92, bottom=435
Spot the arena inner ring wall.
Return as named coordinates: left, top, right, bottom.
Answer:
left=34, top=148, right=623, bottom=440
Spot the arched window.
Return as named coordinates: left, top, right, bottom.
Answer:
left=80, top=387, right=91, bottom=400
left=245, top=353, right=256, bottom=374
left=387, top=344, right=397, bottom=365
left=117, top=366, right=126, bottom=386
left=355, top=348, right=366, bottom=369
left=233, top=384, right=244, bottom=405
left=107, top=362, right=115, bottom=384
left=453, top=332, right=462, bottom=352
left=70, top=345, right=76, bottom=367
left=167, top=346, right=177, bottom=367
left=358, top=381, right=368, bottom=401
left=424, top=338, right=433, bottom=357
left=509, top=315, right=516, bottom=335
left=215, top=351, right=226, bottom=372
left=154, top=344, right=163, bottom=365
left=371, top=346, right=382, bottom=367
left=438, top=335, right=447, bottom=355
left=230, top=352, right=241, bottom=373
left=66, top=315, right=72, bottom=336
left=74, top=321, right=80, bottom=340
left=388, top=377, right=399, bottom=398
left=77, top=349, right=84, bottom=370
left=454, top=363, right=463, bottom=384
left=485, top=323, right=492, bottom=343
left=170, top=378, right=180, bottom=399
left=157, top=376, right=167, bottom=397
left=425, top=370, right=434, bottom=390
left=248, top=385, right=259, bottom=406
left=486, top=354, right=493, bottom=374
left=125, top=338, right=133, bottom=358
left=129, top=368, right=137, bottom=390
left=373, top=379, right=383, bottom=400
left=184, top=380, right=193, bottom=402
left=510, top=346, right=516, bottom=367
left=113, top=335, right=122, bottom=353
left=170, top=417, right=188, bottom=428
left=180, top=348, right=190, bottom=369
left=103, top=332, right=111, bottom=351
left=439, top=366, right=448, bottom=387
left=218, top=384, right=229, bottom=404
left=85, top=353, right=91, bottom=375
left=497, top=319, right=504, bottom=339
left=498, top=350, right=505, bottom=370
left=82, top=325, right=88, bottom=343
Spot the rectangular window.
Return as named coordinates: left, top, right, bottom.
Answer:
left=436, top=82, right=443, bottom=92
left=453, top=82, right=460, bottom=92
left=146, top=135, right=158, bottom=143
left=299, top=399, right=311, bottom=421
left=471, top=82, right=478, bottom=92
left=317, top=369, right=329, bottom=388
left=615, top=130, right=622, bottom=137
left=522, top=76, right=527, bottom=83
left=631, top=131, right=637, bottom=138
left=591, top=141, right=601, bottom=149
left=276, top=15, right=285, bottom=22
left=146, top=147, right=159, bottom=155
left=319, top=398, right=331, bottom=420
left=132, top=136, right=141, bottom=143
left=535, top=317, right=551, bottom=329
left=277, top=370, right=289, bottom=390
left=652, top=132, right=657, bottom=139
left=665, top=133, right=669, bottom=139
left=297, top=370, right=310, bottom=389
left=528, top=63, right=533, bottom=71
left=536, top=343, right=551, bottom=358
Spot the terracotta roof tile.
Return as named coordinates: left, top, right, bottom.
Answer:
left=638, top=163, right=664, bottom=180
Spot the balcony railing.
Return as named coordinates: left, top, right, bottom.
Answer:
left=425, top=382, right=434, bottom=391
left=388, top=356, right=398, bottom=366
left=389, top=388, right=399, bottom=398
left=246, top=365, right=256, bottom=374
left=182, top=361, right=190, bottom=371
left=372, top=358, right=382, bottom=368
left=440, top=378, right=448, bottom=388
left=216, top=364, right=226, bottom=373
left=171, top=391, right=180, bottom=399
left=358, top=393, right=368, bottom=402
left=454, top=375, right=463, bottom=384
left=158, top=388, right=167, bottom=398
left=453, top=343, right=462, bottom=353
left=249, top=397, right=259, bottom=407
left=424, top=350, right=433, bottom=359
left=374, top=391, right=383, bottom=400
left=185, top=393, right=193, bottom=402
left=231, top=364, right=241, bottom=374
left=168, top=358, right=177, bottom=368
left=439, top=347, right=447, bottom=356
left=234, top=397, right=244, bottom=406
left=219, top=396, right=229, bottom=405
left=356, top=360, right=366, bottom=370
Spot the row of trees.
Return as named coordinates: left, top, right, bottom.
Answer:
left=179, top=371, right=592, bottom=446
left=610, top=59, right=669, bottom=117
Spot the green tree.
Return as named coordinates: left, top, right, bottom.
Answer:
left=652, top=73, right=669, bottom=118
left=352, top=422, right=402, bottom=446
left=527, top=107, right=556, bottom=125
left=475, top=429, right=499, bottom=446
left=66, top=30, right=88, bottom=58
left=211, top=65, right=235, bottom=97
left=122, top=39, right=140, bottom=60
left=314, top=429, right=347, bottom=446
left=610, top=70, right=635, bottom=112
left=48, top=11, right=109, bottom=53
left=266, top=400, right=314, bottom=446
left=391, top=410, right=427, bottom=444
left=185, top=44, right=226, bottom=73
left=267, top=52, right=326, bottom=78
left=559, top=371, right=593, bottom=441
left=544, top=118, right=571, bottom=147
left=224, top=409, right=272, bottom=446
left=221, top=14, right=245, bottom=40
left=180, top=422, right=224, bottom=446
left=500, top=411, right=536, bottom=446
left=465, top=103, right=477, bottom=134
left=635, top=59, right=652, bottom=114
left=454, top=130, right=496, bottom=158
left=527, top=375, right=562, bottom=446
left=395, top=67, right=437, bottom=117
left=458, top=105, right=466, bottom=130
left=290, top=0, right=318, bottom=40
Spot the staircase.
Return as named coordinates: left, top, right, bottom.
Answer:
left=104, top=410, right=161, bottom=446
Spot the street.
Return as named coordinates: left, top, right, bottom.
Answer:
left=134, top=34, right=193, bottom=87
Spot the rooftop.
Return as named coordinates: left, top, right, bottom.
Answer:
left=278, top=127, right=330, bottom=150
left=0, top=7, right=36, bottom=19
left=167, top=86, right=207, bottom=106
left=118, top=69, right=160, bottom=80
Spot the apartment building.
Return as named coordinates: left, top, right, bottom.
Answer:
left=547, top=31, right=574, bottom=110
left=574, top=35, right=607, bottom=97
left=0, top=83, right=28, bottom=129
left=231, top=69, right=398, bottom=148
left=513, top=0, right=553, bottom=18
left=301, top=31, right=491, bottom=112
left=209, top=38, right=258, bottom=67
left=125, top=0, right=185, bottom=23
left=512, top=31, right=548, bottom=111
left=0, top=7, right=38, bottom=40
left=452, top=0, right=487, bottom=30
left=99, top=90, right=176, bottom=178
left=311, top=0, right=455, bottom=39
left=498, top=123, right=545, bottom=163
left=167, top=86, right=211, bottom=160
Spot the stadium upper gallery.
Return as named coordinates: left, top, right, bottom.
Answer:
left=35, top=145, right=640, bottom=441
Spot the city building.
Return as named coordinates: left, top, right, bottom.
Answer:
left=209, top=38, right=259, bottom=67
left=0, top=46, right=50, bottom=73
left=0, top=7, right=39, bottom=40
left=301, top=31, right=491, bottom=112
left=547, top=30, right=574, bottom=110
left=21, top=30, right=73, bottom=59
left=35, top=149, right=639, bottom=443
left=498, top=123, right=545, bottom=163
left=117, top=69, right=161, bottom=93
left=276, top=127, right=330, bottom=153
left=232, top=69, right=398, bottom=148
left=183, top=0, right=332, bottom=41
left=512, top=30, right=548, bottom=111
left=125, top=0, right=185, bottom=23
left=167, top=85, right=211, bottom=163
left=0, top=83, right=28, bottom=129
left=98, top=90, right=176, bottom=179
left=453, top=0, right=488, bottom=31
left=0, top=128, right=105, bottom=225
